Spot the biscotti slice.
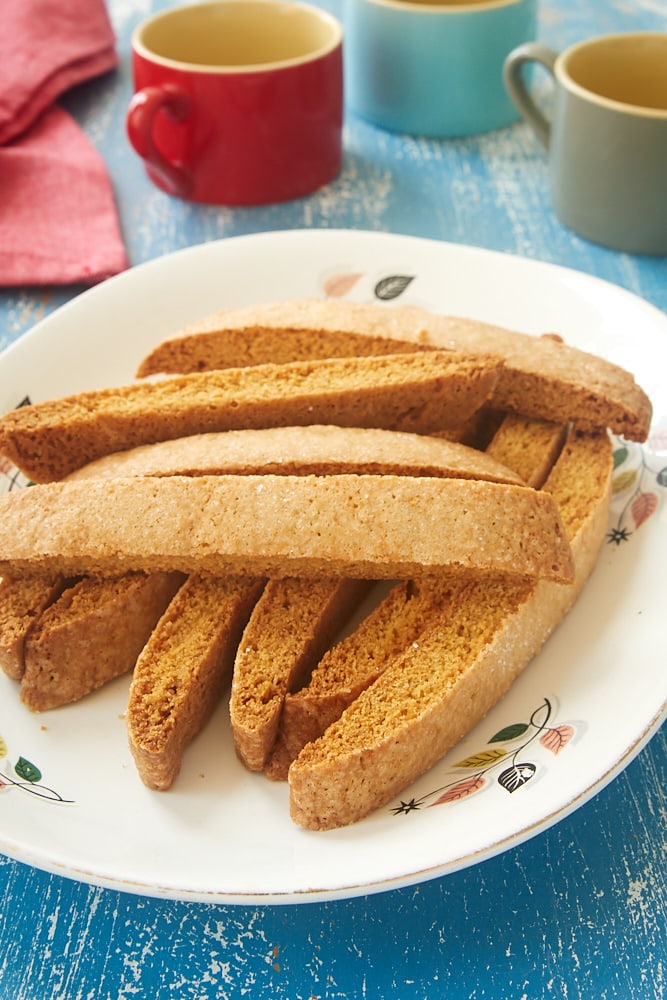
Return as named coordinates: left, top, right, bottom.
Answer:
left=134, top=299, right=651, bottom=441
left=230, top=577, right=370, bottom=771
left=127, top=574, right=265, bottom=790
left=0, top=351, right=500, bottom=482
left=20, top=572, right=184, bottom=712
left=0, top=574, right=71, bottom=680
left=265, top=576, right=460, bottom=781
left=288, top=429, right=613, bottom=830
left=0, top=474, right=575, bottom=584
left=67, top=425, right=524, bottom=486
left=485, top=413, right=567, bottom=489
left=137, top=299, right=431, bottom=375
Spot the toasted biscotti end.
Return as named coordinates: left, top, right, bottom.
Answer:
left=427, top=314, right=652, bottom=442
left=0, top=574, right=71, bottom=680
left=287, top=430, right=613, bottom=830
left=486, top=414, right=567, bottom=489
left=127, top=575, right=264, bottom=791
left=230, top=577, right=369, bottom=772
left=0, top=350, right=500, bottom=483
left=0, top=474, right=575, bottom=585
left=19, top=572, right=184, bottom=712
left=66, top=425, right=525, bottom=486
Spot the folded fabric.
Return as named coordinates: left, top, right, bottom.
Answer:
left=0, top=105, right=129, bottom=286
left=0, top=1, right=118, bottom=145
left=0, top=0, right=128, bottom=286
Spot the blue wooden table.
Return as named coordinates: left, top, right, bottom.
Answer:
left=1, top=1, right=666, bottom=997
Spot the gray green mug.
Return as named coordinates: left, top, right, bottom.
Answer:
left=504, top=33, right=667, bottom=255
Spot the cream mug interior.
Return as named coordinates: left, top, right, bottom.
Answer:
left=560, top=33, right=667, bottom=111
left=135, top=0, right=340, bottom=68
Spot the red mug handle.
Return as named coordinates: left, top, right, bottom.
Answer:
left=126, top=84, right=194, bottom=198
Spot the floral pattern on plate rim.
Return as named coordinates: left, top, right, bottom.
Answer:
left=0, top=735, right=72, bottom=804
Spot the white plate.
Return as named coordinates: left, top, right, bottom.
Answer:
left=1, top=230, right=665, bottom=904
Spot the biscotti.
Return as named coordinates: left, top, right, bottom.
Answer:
left=67, top=425, right=524, bottom=486
left=485, top=414, right=567, bottom=489
left=20, top=572, right=184, bottom=712
left=136, top=299, right=436, bottom=375
left=0, top=351, right=500, bottom=482
left=265, top=576, right=460, bottom=781
left=0, top=474, right=575, bottom=584
left=135, top=298, right=652, bottom=441
left=230, top=577, right=370, bottom=771
left=0, top=574, right=71, bottom=680
left=265, top=413, right=568, bottom=781
left=127, top=574, right=265, bottom=790
left=288, top=429, right=613, bottom=830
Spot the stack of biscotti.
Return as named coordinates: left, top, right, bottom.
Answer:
left=289, top=423, right=613, bottom=828
left=264, top=414, right=569, bottom=782
left=136, top=298, right=651, bottom=440
left=0, top=298, right=651, bottom=828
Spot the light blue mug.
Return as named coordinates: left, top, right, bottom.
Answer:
left=344, top=0, right=537, bottom=137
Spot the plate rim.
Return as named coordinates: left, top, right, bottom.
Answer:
left=1, top=228, right=665, bottom=904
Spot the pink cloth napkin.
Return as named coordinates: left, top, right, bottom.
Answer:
left=0, top=0, right=129, bottom=286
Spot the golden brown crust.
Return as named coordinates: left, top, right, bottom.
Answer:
left=67, top=425, right=524, bottom=486
left=485, top=414, right=567, bottom=489
left=0, top=474, right=575, bottom=584
left=0, top=574, right=71, bottom=680
left=136, top=307, right=429, bottom=375
left=127, top=575, right=264, bottom=790
left=288, top=430, right=613, bottom=830
left=230, top=577, right=369, bottom=771
left=135, top=299, right=652, bottom=441
left=265, top=577, right=459, bottom=781
left=19, top=573, right=184, bottom=711
left=0, top=351, right=500, bottom=482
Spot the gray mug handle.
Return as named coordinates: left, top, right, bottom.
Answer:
left=503, top=42, right=559, bottom=150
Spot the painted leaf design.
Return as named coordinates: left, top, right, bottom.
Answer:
left=488, top=723, right=529, bottom=744
left=498, top=762, right=536, bottom=793
left=612, top=469, right=638, bottom=495
left=613, top=445, right=629, bottom=469
left=374, top=275, right=414, bottom=301
left=323, top=272, right=363, bottom=298
left=540, top=724, right=575, bottom=755
left=14, top=757, right=42, bottom=783
left=0, top=737, right=7, bottom=759
left=431, top=775, right=485, bottom=805
left=454, top=748, right=507, bottom=769
left=631, top=491, right=659, bottom=528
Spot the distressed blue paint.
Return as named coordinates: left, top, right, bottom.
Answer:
left=1, top=1, right=666, bottom=997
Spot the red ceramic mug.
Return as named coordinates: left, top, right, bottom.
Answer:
left=126, top=0, right=343, bottom=205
